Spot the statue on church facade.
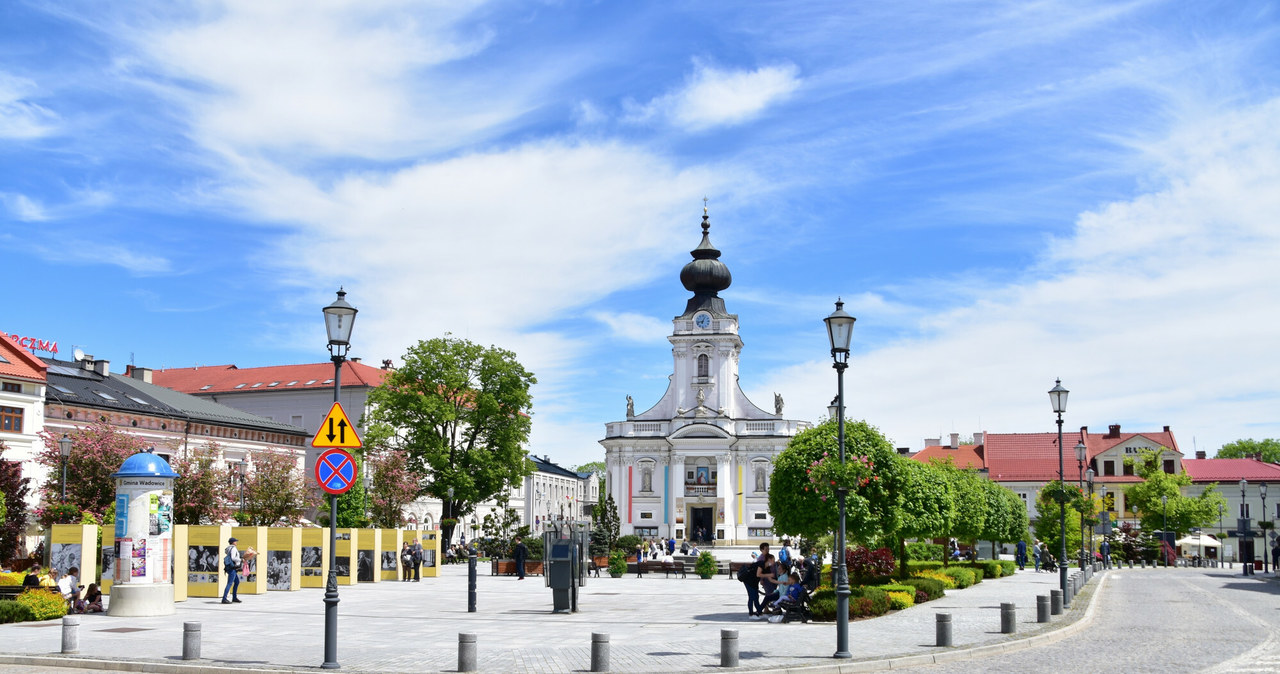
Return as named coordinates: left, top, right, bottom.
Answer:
left=697, top=387, right=706, bottom=406
left=774, top=393, right=784, bottom=415
left=626, top=395, right=634, bottom=417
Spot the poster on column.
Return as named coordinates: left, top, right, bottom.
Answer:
left=116, top=538, right=132, bottom=583
left=115, top=494, right=129, bottom=538
left=131, top=538, right=148, bottom=578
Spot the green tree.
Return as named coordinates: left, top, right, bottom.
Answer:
left=927, top=460, right=986, bottom=565
left=1033, top=479, right=1085, bottom=563
left=0, top=441, right=30, bottom=563
left=171, top=441, right=232, bottom=525
left=769, top=419, right=904, bottom=546
left=1216, top=438, right=1280, bottom=464
left=590, top=491, right=620, bottom=555
left=240, top=449, right=317, bottom=526
left=364, top=335, right=536, bottom=544
left=891, top=458, right=953, bottom=578
left=1124, top=448, right=1224, bottom=537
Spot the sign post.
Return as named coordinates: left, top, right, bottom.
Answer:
left=312, top=403, right=362, bottom=670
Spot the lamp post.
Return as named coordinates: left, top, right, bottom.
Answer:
left=1240, top=479, right=1249, bottom=575
left=1161, top=494, right=1168, bottom=568
left=363, top=469, right=373, bottom=521
left=1075, top=441, right=1087, bottom=569
left=237, top=459, right=248, bottom=513
left=58, top=434, right=72, bottom=500
left=1260, top=482, right=1269, bottom=573
left=321, top=287, right=357, bottom=670
left=824, top=299, right=855, bottom=660
left=1086, top=468, right=1095, bottom=565
left=1048, top=379, right=1070, bottom=606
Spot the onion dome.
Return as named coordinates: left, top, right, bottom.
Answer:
left=679, top=206, right=732, bottom=316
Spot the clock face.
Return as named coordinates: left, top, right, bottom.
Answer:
left=695, top=313, right=711, bottom=329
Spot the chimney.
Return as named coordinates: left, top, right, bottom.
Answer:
left=925, top=438, right=940, bottom=448
left=80, top=355, right=95, bottom=371
left=350, top=357, right=361, bottom=364
left=950, top=433, right=960, bottom=449
left=131, top=367, right=153, bottom=384
left=381, top=359, right=394, bottom=370
left=897, top=447, right=912, bottom=456
left=94, top=359, right=110, bottom=377
left=1163, top=425, right=1170, bottom=433
left=1107, top=424, right=1121, bottom=438
left=973, top=431, right=984, bottom=445
left=1195, top=450, right=1206, bottom=460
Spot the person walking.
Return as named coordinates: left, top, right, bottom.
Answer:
left=222, top=537, right=242, bottom=604
left=1016, top=539, right=1027, bottom=571
left=1100, top=539, right=1112, bottom=569
left=400, top=542, right=413, bottom=581
left=513, top=536, right=529, bottom=580
left=411, top=538, right=423, bottom=582
left=1033, top=541, right=1042, bottom=572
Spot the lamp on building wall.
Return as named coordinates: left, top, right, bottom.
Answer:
left=823, top=298, right=855, bottom=660
left=321, top=287, right=357, bottom=670
left=1047, top=379, right=1070, bottom=605
left=58, top=434, right=73, bottom=500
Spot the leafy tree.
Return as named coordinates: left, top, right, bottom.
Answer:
left=1124, top=448, right=1224, bottom=537
left=0, top=491, right=5, bottom=525
left=1002, top=487, right=1030, bottom=544
left=574, top=461, right=606, bottom=493
left=171, top=441, right=232, bottom=525
left=364, top=335, right=537, bottom=544
left=891, top=458, right=953, bottom=578
left=478, top=492, right=522, bottom=557
left=590, top=491, right=620, bottom=555
left=0, top=441, right=30, bottom=562
left=240, top=450, right=317, bottom=526
left=368, top=447, right=419, bottom=528
left=927, top=460, right=986, bottom=565
left=1033, top=479, right=1085, bottom=562
left=1216, top=438, right=1280, bottom=464
left=770, top=418, right=904, bottom=547
left=36, top=421, right=145, bottom=517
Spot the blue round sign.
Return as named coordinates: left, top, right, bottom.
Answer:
left=314, top=448, right=358, bottom=495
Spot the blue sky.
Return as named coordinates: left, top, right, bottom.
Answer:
left=4, top=0, right=1279, bottom=468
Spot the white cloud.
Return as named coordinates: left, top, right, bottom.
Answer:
left=627, top=61, right=802, bottom=131
left=590, top=311, right=670, bottom=343
left=0, top=192, right=48, bottom=221
left=0, top=71, right=58, bottom=139
left=749, top=98, right=1280, bottom=454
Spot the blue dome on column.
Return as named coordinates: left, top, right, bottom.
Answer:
left=112, top=452, right=179, bottom=479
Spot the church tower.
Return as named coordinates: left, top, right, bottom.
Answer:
left=600, top=207, right=811, bottom=545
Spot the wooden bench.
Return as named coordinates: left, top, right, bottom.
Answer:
left=0, top=586, right=25, bottom=601
left=727, top=561, right=750, bottom=579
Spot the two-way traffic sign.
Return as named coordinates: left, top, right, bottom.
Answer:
left=310, top=402, right=362, bottom=448
left=315, top=448, right=359, bottom=495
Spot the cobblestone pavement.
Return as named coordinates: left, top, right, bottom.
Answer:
left=904, top=568, right=1280, bottom=673
left=0, top=560, right=1111, bottom=673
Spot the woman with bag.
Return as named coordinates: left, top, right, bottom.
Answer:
left=222, top=537, right=242, bottom=604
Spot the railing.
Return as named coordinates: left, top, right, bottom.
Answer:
left=744, top=421, right=775, bottom=432
left=684, top=484, right=716, bottom=497
left=635, top=422, right=664, bottom=433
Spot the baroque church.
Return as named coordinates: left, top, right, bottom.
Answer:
left=600, top=209, right=811, bottom=545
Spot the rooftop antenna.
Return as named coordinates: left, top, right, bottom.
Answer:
left=72, top=348, right=85, bottom=362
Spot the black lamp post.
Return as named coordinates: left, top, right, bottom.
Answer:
left=321, top=287, right=357, bottom=670
left=237, top=459, right=248, bottom=513
left=1240, top=478, right=1250, bottom=575
left=1161, top=494, right=1168, bottom=568
left=824, top=299, right=855, bottom=660
left=1075, top=441, right=1087, bottom=569
left=1048, top=379, right=1070, bottom=606
left=1086, top=468, right=1095, bottom=565
left=58, top=434, right=72, bottom=500
left=1261, top=483, right=1269, bottom=573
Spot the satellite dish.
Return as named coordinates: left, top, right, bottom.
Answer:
left=73, top=348, right=85, bottom=362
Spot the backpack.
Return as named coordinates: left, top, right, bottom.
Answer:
left=412, top=548, right=422, bottom=563
left=737, top=562, right=756, bottom=582
left=779, top=547, right=790, bottom=564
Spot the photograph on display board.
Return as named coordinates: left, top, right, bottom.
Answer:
left=102, top=547, right=116, bottom=581
left=380, top=551, right=397, bottom=571
left=357, top=550, right=374, bottom=581
left=188, top=572, right=214, bottom=584
left=267, top=551, right=291, bottom=590
left=333, top=556, right=350, bottom=577
left=190, top=545, right=219, bottom=573
left=51, top=543, right=81, bottom=574
left=300, top=546, right=322, bottom=576
left=422, top=549, right=436, bottom=568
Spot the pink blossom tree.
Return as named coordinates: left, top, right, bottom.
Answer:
left=36, top=420, right=146, bottom=519
left=171, top=441, right=233, bottom=525
left=368, top=448, right=418, bottom=528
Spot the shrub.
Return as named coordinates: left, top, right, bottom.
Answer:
left=695, top=551, right=717, bottom=578
left=877, top=583, right=917, bottom=594
left=846, top=546, right=896, bottom=582
left=913, top=569, right=956, bottom=589
left=615, top=534, right=642, bottom=555
left=914, top=590, right=928, bottom=604
left=851, top=597, right=876, bottom=617
left=809, top=587, right=893, bottom=621
left=0, top=571, right=24, bottom=586
left=849, top=586, right=890, bottom=616
left=941, top=567, right=975, bottom=589
left=969, top=567, right=984, bottom=583
left=0, top=601, right=34, bottom=623
left=810, top=590, right=837, bottom=621
left=905, top=542, right=944, bottom=561
left=886, top=591, right=915, bottom=610
left=607, top=551, right=628, bottom=576
left=17, top=590, right=67, bottom=621
left=998, top=559, right=1017, bottom=576
left=901, top=577, right=946, bottom=601
left=966, top=560, right=1005, bottom=579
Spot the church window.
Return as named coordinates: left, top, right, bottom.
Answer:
left=697, top=354, right=709, bottom=378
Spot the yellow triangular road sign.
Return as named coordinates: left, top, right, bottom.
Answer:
left=310, top=402, right=363, bottom=448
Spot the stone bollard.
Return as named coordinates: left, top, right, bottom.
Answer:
left=720, top=629, right=739, bottom=668
left=935, top=613, right=953, bottom=647
left=61, top=615, right=79, bottom=654
left=458, top=633, right=477, bottom=672
left=183, top=622, right=201, bottom=660
left=591, top=632, right=610, bottom=672
left=1141, top=559, right=1147, bottom=568
left=1000, top=603, right=1016, bottom=634
left=1037, top=595, right=1050, bottom=623
left=1050, top=589, right=1063, bottom=615
left=1128, top=559, right=1133, bottom=568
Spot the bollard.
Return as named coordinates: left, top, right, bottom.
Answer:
left=591, top=632, right=610, bottom=672
left=1128, top=559, right=1133, bottom=568
left=1050, top=589, right=1063, bottom=615
left=468, top=551, right=477, bottom=613
left=720, top=629, right=739, bottom=668
left=935, top=613, right=953, bottom=647
left=182, top=622, right=201, bottom=660
left=1037, top=595, right=1050, bottom=623
left=458, top=633, right=477, bottom=672
left=1141, top=559, right=1146, bottom=568
left=61, top=615, right=79, bottom=654
left=1000, top=602, right=1016, bottom=634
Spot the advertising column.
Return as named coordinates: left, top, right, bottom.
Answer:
left=107, top=452, right=178, bottom=617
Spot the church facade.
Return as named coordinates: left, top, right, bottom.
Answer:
left=599, top=210, right=810, bottom=545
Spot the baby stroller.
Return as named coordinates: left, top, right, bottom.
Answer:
left=771, top=586, right=813, bottom=624
left=1041, top=555, right=1058, bottom=573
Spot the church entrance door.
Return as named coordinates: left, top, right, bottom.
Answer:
left=690, top=507, right=714, bottom=543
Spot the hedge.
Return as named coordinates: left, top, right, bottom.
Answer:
left=16, top=590, right=67, bottom=621
left=905, top=542, right=944, bottom=561
left=940, top=567, right=976, bottom=589
left=810, top=586, right=894, bottom=621
left=0, top=571, right=24, bottom=586
left=0, top=601, right=34, bottom=624
left=901, top=577, right=946, bottom=601
left=886, top=591, right=915, bottom=610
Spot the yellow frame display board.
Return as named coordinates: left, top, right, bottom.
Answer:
left=356, top=528, right=381, bottom=583
left=335, top=529, right=357, bottom=586
left=231, top=526, right=267, bottom=595
left=101, top=531, right=114, bottom=594
left=418, top=530, right=441, bottom=578
left=378, top=529, right=403, bottom=581
left=172, top=525, right=188, bottom=602
left=185, top=525, right=232, bottom=598
left=50, top=524, right=97, bottom=589
left=299, top=528, right=330, bottom=589
left=266, top=527, right=302, bottom=591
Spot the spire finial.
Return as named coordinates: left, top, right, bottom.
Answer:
left=701, top=197, right=710, bottom=234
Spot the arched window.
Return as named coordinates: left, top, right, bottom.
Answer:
left=697, top=354, right=709, bottom=378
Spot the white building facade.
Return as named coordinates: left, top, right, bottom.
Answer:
left=600, top=211, right=810, bottom=545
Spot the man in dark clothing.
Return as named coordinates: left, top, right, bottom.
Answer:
left=1100, top=540, right=1112, bottom=569
left=411, top=538, right=423, bottom=582
left=513, top=536, right=529, bottom=580
left=1016, top=539, right=1027, bottom=570
left=22, top=564, right=43, bottom=589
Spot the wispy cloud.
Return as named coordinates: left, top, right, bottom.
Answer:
left=625, top=61, right=802, bottom=131
left=0, top=71, right=59, bottom=139
left=590, top=311, right=669, bottom=343
left=0, top=192, right=49, bottom=221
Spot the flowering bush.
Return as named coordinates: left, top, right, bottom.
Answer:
left=33, top=502, right=82, bottom=528
left=913, top=569, right=956, bottom=589
left=0, top=571, right=23, bottom=586
left=806, top=453, right=879, bottom=500
left=846, top=546, right=895, bottom=582
left=17, top=589, right=67, bottom=621
left=886, top=591, right=915, bottom=610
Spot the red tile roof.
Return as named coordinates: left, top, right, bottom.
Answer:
left=912, top=444, right=985, bottom=470
left=0, top=332, right=48, bottom=383
left=1182, top=458, right=1280, bottom=482
left=152, top=361, right=390, bottom=394
left=980, top=426, right=1182, bottom=483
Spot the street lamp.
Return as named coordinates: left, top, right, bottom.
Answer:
left=1075, top=441, right=1087, bottom=569
left=321, top=287, right=357, bottom=670
left=1086, top=468, right=1095, bottom=566
left=824, top=298, right=855, bottom=660
left=1161, top=494, right=1168, bottom=568
left=1048, top=379, right=1070, bottom=606
left=363, top=468, right=373, bottom=521
left=237, top=459, right=248, bottom=513
left=1240, top=478, right=1250, bottom=575
left=58, top=434, right=73, bottom=500
left=1261, top=482, right=1268, bottom=573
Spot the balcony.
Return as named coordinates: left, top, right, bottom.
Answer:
left=684, top=484, right=717, bottom=497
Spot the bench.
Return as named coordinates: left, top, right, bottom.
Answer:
left=0, top=586, right=24, bottom=601
left=632, top=560, right=687, bottom=578
left=727, top=561, right=750, bottom=579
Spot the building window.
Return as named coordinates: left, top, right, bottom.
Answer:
left=1162, top=459, right=1175, bottom=474
left=748, top=527, right=772, bottom=537
left=634, top=527, right=658, bottom=537
left=1103, top=460, right=1115, bottom=476
left=1123, top=462, right=1135, bottom=477
left=2, top=382, right=20, bottom=393
left=697, top=354, right=709, bottom=378
left=0, top=406, right=22, bottom=433
left=1241, top=503, right=1251, bottom=519
left=753, top=512, right=767, bottom=520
